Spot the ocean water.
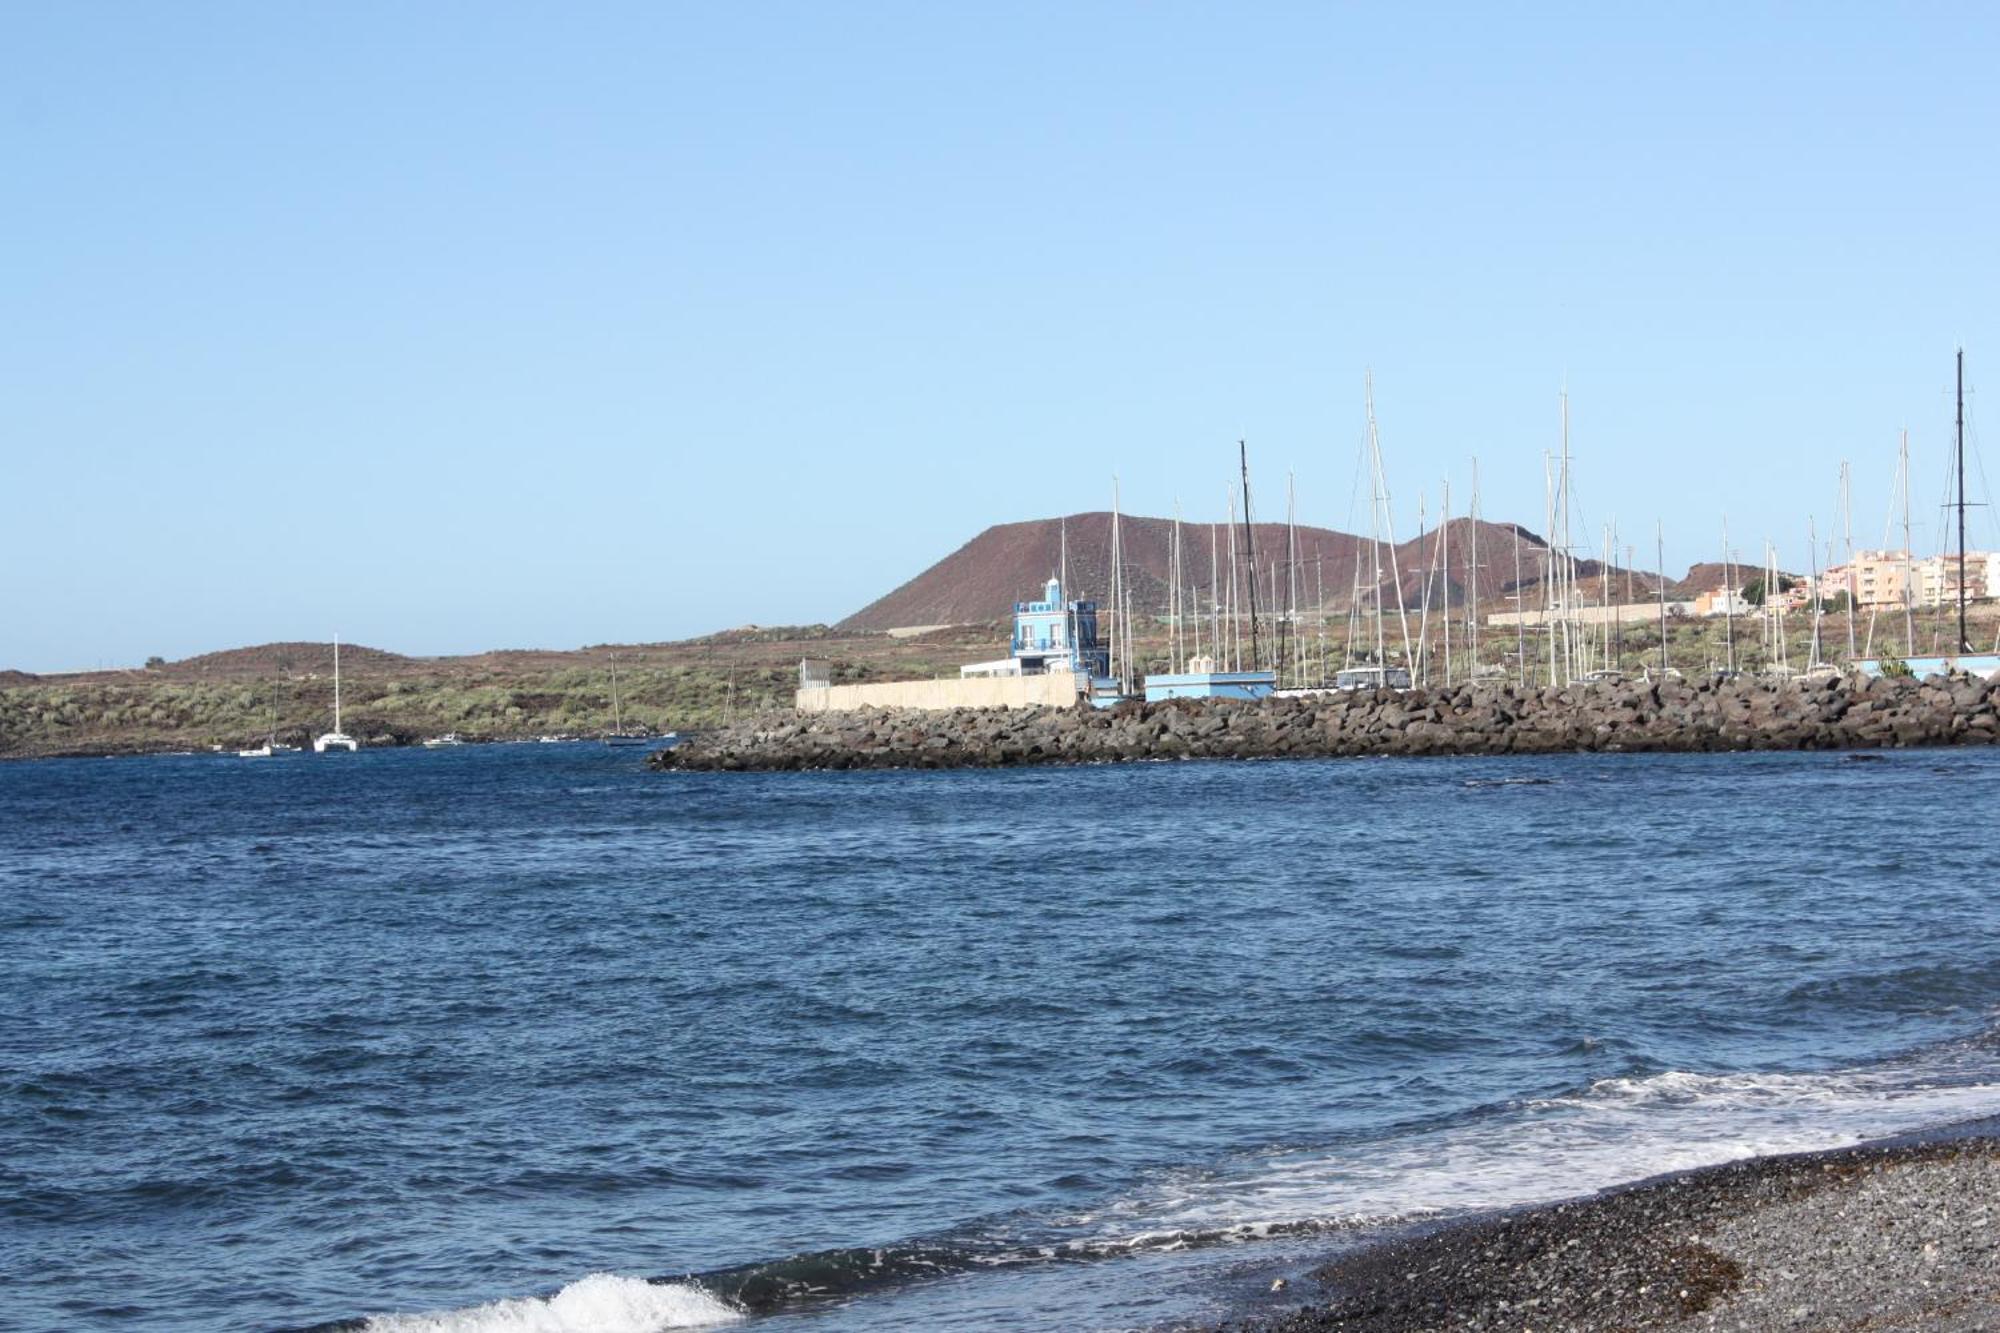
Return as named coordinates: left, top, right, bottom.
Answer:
left=5, top=745, right=2000, bottom=1332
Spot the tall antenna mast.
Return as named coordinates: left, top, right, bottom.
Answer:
left=1239, top=439, right=1262, bottom=672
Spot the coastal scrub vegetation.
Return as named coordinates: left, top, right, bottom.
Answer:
left=0, top=624, right=1001, bottom=758
left=6, top=606, right=1994, bottom=759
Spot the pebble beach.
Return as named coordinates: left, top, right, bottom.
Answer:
left=1239, top=1131, right=2000, bottom=1332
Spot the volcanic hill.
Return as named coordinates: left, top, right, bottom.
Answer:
left=838, top=513, right=1667, bottom=631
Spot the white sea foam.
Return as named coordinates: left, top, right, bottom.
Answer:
left=1071, top=1058, right=2000, bottom=1246
left=362, top=1273, right=742, bottom=1333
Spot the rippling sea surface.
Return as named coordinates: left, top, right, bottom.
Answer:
left=6, top=745, right=2000, bottom=1332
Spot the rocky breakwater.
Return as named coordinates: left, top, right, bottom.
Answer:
left=650, top=672, right=2000, bottom=772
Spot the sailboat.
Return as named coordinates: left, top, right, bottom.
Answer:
left=604, top=651, right=654, bottom=745
left=238, top=672, right=301, bottom=757
left=313, top=636, right=360, bottom=752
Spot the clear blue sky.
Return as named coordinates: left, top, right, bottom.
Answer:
left=7, top=4, right=1997, bottom=670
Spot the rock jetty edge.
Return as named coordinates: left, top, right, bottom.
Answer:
left=652, top=673, right=2000, bottom=771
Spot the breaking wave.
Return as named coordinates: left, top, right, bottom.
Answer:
left=682, top=1028, right=2000, bottom=1312
left=320, top=1028, right=2000, bottom=1327
left=359, top=1274, right=741, bottom=1332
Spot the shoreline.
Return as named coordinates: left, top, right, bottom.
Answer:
left=654, top=673, right=2000, bottom=772
left=1224, top=1121, right=2000, bottom=1332
left=0, top=733, right=683, bottom=762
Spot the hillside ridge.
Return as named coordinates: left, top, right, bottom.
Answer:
left=839, top=512, right=1685, bottom=632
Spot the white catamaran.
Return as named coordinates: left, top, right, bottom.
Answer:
left=313, top=635, right=360, bottom=752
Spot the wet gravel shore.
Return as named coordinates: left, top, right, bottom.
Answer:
left=1233, top=1135, right=2000, bottom=1332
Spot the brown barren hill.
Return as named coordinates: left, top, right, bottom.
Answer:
left=1669, top=561, right=1797, bottom=598
left=838, top=513, right=1593, bottom=631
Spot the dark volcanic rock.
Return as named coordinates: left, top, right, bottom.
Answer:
left=650, top=674, right=2000, bottom=773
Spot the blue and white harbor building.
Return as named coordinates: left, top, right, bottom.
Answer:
left=1142, top=660, right=1278, bottom=702
left=958, top=574, right=1286, bottom=706
left=959, top=576, right=1111, bottom=681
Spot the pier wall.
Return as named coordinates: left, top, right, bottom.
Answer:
left=795, top=672, right=1081, bottom=714
left=669, top=673, right=2000, bottom=771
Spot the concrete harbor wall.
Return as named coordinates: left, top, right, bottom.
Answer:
left=795, top=671, right=1081, bottom=713
left=659, top=672, right=2000, bottom=771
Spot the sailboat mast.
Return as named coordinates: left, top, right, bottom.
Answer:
left=1559, top=392, right=1574, bottom=684
left=1466, top=460, right=1481, bottom=675
left=1369, top=456, right=1385, bottom=668
left=1209, top=521, right=1220, bottom=666
left=1061, top=517, right=1076, bottom=672
left=1512, top=524, right=1527, bottom=686
left=610, top=651, right=623, bottom=732
left=1900, top=429, right=1916, bottom=656
left=1808, top=516, right=1824, bottom=668
left=1957, top=348, right=1969, bottom=653
left=333, top=634, right=342, bottom=734
left=1722, top=518, right=1736, bottom=674
left=1840, top=462, right=1857, bottom=663
left=1286, top=474, right=1299, bottom=687
left=1601, top=522, right=1613, bottom=674
left=1441, top=479, right=1452, bottom=686
left=1168, top=514, right=1179, bottom=672
left=1656, top=521, right=1668, bottom=676
left=1414, top=492, right=1431, bottom=683
left=1363, top=375, right=1414, bottom=672
left=1543, top=452, right=1558, bottom=685
left=1216, top=490, right=1232, bottom=668
left=1110, top=478, right=1126, bottom=690
left=1190, top=516, right=1202, bottom=664
left=1315, top=549, right=1326, bottom=685
left=1239, top=440, right=1262, bottom=672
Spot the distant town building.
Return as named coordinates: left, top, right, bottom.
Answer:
left=1777, top=579, right=1816, bottom=612
left=1847, top=549, right=1913, bottom=610
left=1694, top=588, right=1751, bottom=617
left=1915, top=551, right=1998, bottom=607
left=1815, top=549, right=2000, bottom=610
